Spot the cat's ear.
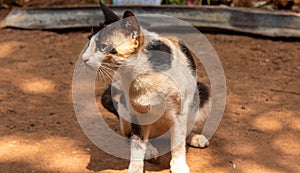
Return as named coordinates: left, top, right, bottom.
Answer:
left=122, top=10, right=141, bottom=41
left=99, top=1, right=120, bottom=25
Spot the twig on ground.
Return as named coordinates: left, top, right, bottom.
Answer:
left=270, top=88, right=300, bottom=96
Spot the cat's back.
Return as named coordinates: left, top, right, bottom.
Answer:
left=141, top=29, right=196, bottom=78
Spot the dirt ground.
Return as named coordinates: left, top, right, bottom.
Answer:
left=0, top=1, right=300, bottom=173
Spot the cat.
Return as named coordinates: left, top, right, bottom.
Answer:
left=82, top=2, right=211, bottom=173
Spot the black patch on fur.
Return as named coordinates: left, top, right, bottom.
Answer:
left=196, top=82, right=210, bottom=108
left=146, top=40, right=173, bottom=71
left=101, top=85, right=119, bottom=117
left=179, top=41, right=196, bottom=76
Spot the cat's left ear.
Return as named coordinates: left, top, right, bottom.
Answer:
left=99, top=1, right=120, bottom=26
left=122, top=10, right=142, bottom=41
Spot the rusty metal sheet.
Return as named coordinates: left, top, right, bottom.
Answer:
left=1, top=5, right=300, bottom=38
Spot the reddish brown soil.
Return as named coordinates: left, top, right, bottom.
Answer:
left=0, top=1, right=299, bottom=173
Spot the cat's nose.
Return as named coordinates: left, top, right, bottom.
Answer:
left=82, top=56, right=89, bottom=62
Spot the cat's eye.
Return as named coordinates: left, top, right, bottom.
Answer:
left=99, top=43, right=108, bottom=52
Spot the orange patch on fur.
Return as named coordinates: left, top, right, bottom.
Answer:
left=160, top=37, right=172, bottom=48
left=115, top=39, right=139, bottom=57
left=128, top=72, right=181, bottom=115
left=116, top=31, right=144, bottom=58
left=165, top=36, right=180, bottom=48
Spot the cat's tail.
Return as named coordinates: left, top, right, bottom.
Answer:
left=186, top=82, right=211, bottom=148
left=192, top=82, right=211, bottom=131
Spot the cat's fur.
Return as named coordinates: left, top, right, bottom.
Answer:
left=82, top=2, right=211, bottom=173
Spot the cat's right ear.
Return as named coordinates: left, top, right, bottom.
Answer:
left=121, top=10, right=141, bottom=40
left=99, top=1, right=120, bottom=25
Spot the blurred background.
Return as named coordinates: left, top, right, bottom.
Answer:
left=1, top=0, right=299, bottom=11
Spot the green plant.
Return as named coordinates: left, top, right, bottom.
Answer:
left=165, top=0, right=186, bottom=4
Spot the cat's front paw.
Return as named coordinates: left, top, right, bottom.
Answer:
left=188, top=134, right=209, bottom=148
left=170, top=159, right=190, bottom=173
left=128, top=161, right=144, bottom=173
left=145, top=142, right=158, bottom=160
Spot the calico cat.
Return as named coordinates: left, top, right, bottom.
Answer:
left=82, top=2, right=211, bottom=173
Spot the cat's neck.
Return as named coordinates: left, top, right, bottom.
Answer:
left=117, top=53, right=150, bottom=87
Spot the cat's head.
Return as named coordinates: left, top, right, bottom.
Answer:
left=82, top=2, right=144, bottom=71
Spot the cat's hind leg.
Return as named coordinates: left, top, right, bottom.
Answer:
left=145, top=142, right=158, bottom=160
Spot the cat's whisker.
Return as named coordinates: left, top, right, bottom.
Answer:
left=101, top=71, right=110, bottom=83
left=101, top=64, right=115, bottom=71
left=101, top=67, right=114, bottom=82
left=97, top=68, right=105, bottom=81
left=95, top=68, right=101, bottom=80
left=101, top=62, right=120, bottom=69
left=103, top=65, right=115, bottom=81
left=99, top=64, right=115, bottom=74
left=96, top=66, right=110, bottom=83
left=97, top=68, right=105, bottom=82
left=106, top=70, right=115, bottom=82
left=95, top=65, right=102, bottom=79
left=99, top=66, right=107, bottom=80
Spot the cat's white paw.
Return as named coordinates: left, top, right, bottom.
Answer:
left=127, top=161, right=143, bottom=173
left=188, top=134, right=209, bottom=148
left=145, top=143, right=158, bottom=160
left=128, top=136, right=145, bottom=173
left=170, top=160, right=190, bottom=173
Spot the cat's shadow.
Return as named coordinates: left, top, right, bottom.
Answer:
left=86, top=145, right=171, bottom=172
